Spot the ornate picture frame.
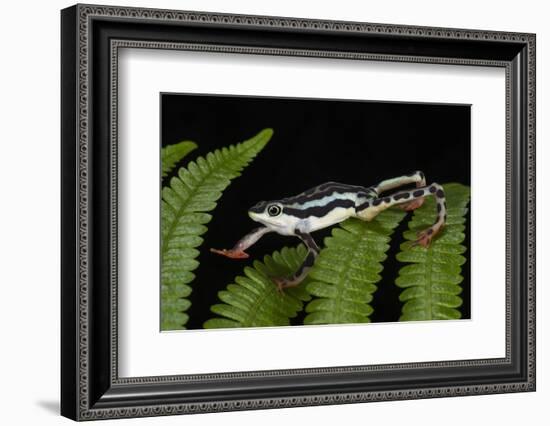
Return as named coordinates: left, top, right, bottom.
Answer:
left=61, top=4, right=535, bottom=421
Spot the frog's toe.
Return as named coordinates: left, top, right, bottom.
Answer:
left=410, top=228, right=434, bottom=248
left=412, top=224, right=444, bottom=248
left=210, top=248, right=250, bottom=259
left=271, top=277, right=297, bottom=294
left=271, top=277, right=288, bottom=294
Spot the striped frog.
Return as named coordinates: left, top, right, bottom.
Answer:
left=211, top=171, right=446, bottom=291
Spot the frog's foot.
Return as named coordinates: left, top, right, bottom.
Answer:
left=398, top=197, right=425, bottom=211
left=412, top=229, right=434, bottom=248
left=411, top=224, right=444, bottom=248
left=271, top=276, right=300, bottom=294
left=210, top=248, right=250, bottom=259
left=271, top=277, right=287, bottom=294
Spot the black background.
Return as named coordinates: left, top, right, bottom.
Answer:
left=161, top=94, right=471, bottom=329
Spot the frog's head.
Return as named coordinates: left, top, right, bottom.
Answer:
left=248, top=200, right=296, bottom=233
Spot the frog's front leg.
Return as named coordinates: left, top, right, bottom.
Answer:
left=210, top=226, right=273, bottom=259
left=272, top=230, right=320, bottom=292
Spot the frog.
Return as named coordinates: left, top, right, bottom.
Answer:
left=211, top=171, right=446, bottom=292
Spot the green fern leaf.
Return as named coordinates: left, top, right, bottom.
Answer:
left=204, top=246, right=312, bottom=329
left=161, top=128, right=274, bottom=330
left=304, top=209, right=407, bottom=325
left=161, top=141, right=197, bottom=177
left=396, top=183, right=470, bottom=321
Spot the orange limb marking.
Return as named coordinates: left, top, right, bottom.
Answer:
left=398, top=197, right=425, bottom=211
left=210, top=248, right=250, bottom=259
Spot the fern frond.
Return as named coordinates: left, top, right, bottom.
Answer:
left=161, top=141, right=197, bottom=177
left=204, top=246, right=312, bottom=329
left=395, top=183, right=470, bottom=321
left=161, top=128, right=274, bottom=330
left=304, top=209, right=407, bottom=325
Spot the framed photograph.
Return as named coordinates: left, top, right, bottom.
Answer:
left=61, top=4, right=536, bottom=421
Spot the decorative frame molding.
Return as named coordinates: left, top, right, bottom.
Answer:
left=61, top=3, right=535, bottom=421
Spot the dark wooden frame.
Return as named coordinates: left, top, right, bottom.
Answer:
left=61, top=3, right=536, bottom=421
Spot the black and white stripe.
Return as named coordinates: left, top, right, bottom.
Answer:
left=281, top=182, right=370, bottom=204
left=283, top=198, right=356, bottom=219
left=274, top=182, right=376, bottom=219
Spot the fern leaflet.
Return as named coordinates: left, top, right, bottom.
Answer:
left=395, top=183, right=470, bottom=321
left=161, top=128, right=273, bottom=330
left=304, top=209, right=407, bottom=325
left=204, top=246, right=312, bottom=329
left=161, top=140, right=197, bottom=177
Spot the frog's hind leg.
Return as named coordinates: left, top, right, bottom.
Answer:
left=356, top=182, right=447, bottom=247
left=272, top=231, right=320, bottom=292
left=374, top=170, right=426, bottom=194
left=409, top=184, right=447, bottom=247
left=373, top=170, right=427, bottom=211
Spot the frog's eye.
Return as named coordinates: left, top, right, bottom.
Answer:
left=267, top=204, right=282, bottom=217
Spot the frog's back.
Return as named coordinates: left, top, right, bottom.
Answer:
left=278, top=182, right=378, bottom=233
left=281, top=182, right=376, bottom=209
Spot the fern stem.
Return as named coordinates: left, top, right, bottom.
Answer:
left=161, top=140, right=197, bottom=177
left=304, top=209, right=407, bottom=325
left=204, top=246, right=312, bottom=329
left=395, top=183, right=470, bottom=321
left=160, top=129, right=273, bottom=330
left=161, top=141, right=266, bottom=258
